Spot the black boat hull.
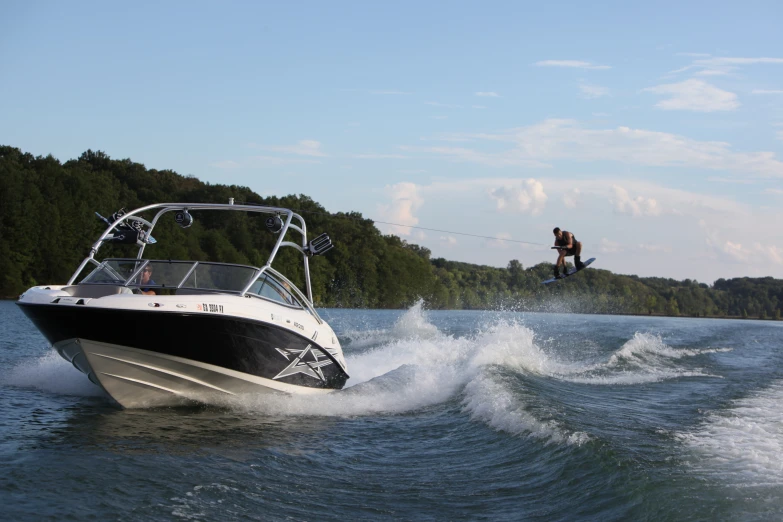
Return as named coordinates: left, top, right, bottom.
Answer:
left=17, top=302, right=348, bottom=407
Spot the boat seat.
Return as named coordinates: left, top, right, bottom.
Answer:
left=61, top=285, right=134, bottom=298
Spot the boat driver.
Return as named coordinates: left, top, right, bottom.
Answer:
left=139, top=266, right=156, bottom=295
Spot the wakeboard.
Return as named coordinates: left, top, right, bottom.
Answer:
left=541, top=257, right=596, bottom=285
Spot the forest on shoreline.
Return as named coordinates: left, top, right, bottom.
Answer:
left=1, top=145, right=782, bottom=320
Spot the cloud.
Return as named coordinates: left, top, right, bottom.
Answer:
left=488, top=179, right=548, bottom=216
left=579, top=82, right=610, bottom=99
left=475, top=92, right=500, bottom=97
left=610, top=185, right=661, bottom=216
left=440, top=235, right=458, bottom=246
left=777, top=130, right=783, bottom=142
left=533, top=60, right=611, bottom=70
left=599, top=238, right=623, bottom=253
left=376, top=182, right=423, bottom=236
left=255, top=140, right=327, bottom=157
left=752, top=89, right=783, bottom=95
left=563, top=188, right=581, bottom=208
left=637, top=244, right=672, bottom=253
left=765, top=188, right=783, bottom=195
left=699, top=219, right=782, bottom=265
left=415, top=119, right=783, bottom=177
left=472, top=105, right=487, bottom=109
left=669, top=56, right=783, bottom=76
left=643, top=79, right=739, bottom=112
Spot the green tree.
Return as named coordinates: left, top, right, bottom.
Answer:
left=667, top=297, right=680, bottom=316
left=645, top=295, right=657, bottom=314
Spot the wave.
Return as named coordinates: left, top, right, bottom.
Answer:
left=677, top=379, right=783, bottom=485
left=224, top=302, right=591, bottom=445
left=553, top=332, right=729, bottom=385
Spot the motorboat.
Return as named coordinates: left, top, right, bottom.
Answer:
left=16, top=200, right=348, bottom=408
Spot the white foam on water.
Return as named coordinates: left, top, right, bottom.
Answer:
left=339, top=299, right=442, bottom=352
left=225, top=303, right=590, bottom=445
left=554, top=332, right=728, bottom=385
left=2, top=351, right=103, bottom=397
left=678, top=380, right=783, bottom=485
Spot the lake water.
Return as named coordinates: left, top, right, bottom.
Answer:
left=1, top=299, right=782, bottom=521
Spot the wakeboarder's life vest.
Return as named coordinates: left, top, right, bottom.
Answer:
left=557, top=231, right=577, bottom=248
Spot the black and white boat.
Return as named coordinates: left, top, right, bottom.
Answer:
left=16, top=201, right=348, bottom=408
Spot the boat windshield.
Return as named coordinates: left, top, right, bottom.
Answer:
left=246, top=274, right=303, bottom=309
left=81, top=259, right=259, bottom=293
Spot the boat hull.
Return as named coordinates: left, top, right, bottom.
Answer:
left=17, top=302, right=348, bottom=408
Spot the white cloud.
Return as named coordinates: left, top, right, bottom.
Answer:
left=643, top=79, right=739, bottom=112
left=599, top=238, right=623, bottom=253
left=440, top=235, right=458, bottom=246
left=610, top=185, right=661, bottom=217
left=376, top=182, right=423, bottom=236
left=699, top=219, right=783, bottom=265
left=472, top=105, right=487, bottom=109
left=579, top=82, right=610, bottom=99
left=256, top=140, right=327, bottom=157
left=475, top=92, right=500, bottom=97
left=563, top=188, right=581, bottom=208
left=488, top=179, right=548, bottom=216
left=752, top=89, right=783, bottom=95
left=765, top=188, right=783, bottom=195
left=637, top=244, right=672, bottom=253
left=777, top=130, right=783, bottom=142
left=415, top=119, right=783, bottom=177
left=669, top=56, right=783, bottom=76
left=533, top=60, right=611, bottom=70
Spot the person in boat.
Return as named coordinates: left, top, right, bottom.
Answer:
left=553, top=227, right=584, bottom=278
left=139, top=266, right=156, bottom=295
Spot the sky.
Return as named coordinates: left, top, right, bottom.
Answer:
left=2, top=0, right=783, bottom=283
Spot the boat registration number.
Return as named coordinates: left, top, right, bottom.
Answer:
left=198, top=303, right=224, bottom=313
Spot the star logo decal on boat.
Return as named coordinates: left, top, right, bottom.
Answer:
left=274, top=345, right=334, bottom=381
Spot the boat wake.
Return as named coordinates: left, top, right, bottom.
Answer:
left=221, top=302, right=596, bottom=444
left=553, top=332, right=730, bottom=385
left=677, top=379, right=783, bottom=486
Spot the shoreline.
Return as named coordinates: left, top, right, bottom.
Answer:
left=3, top=297, right=779, bottom=322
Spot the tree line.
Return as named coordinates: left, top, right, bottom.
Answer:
left=1, top=145, right=781, bottom=320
